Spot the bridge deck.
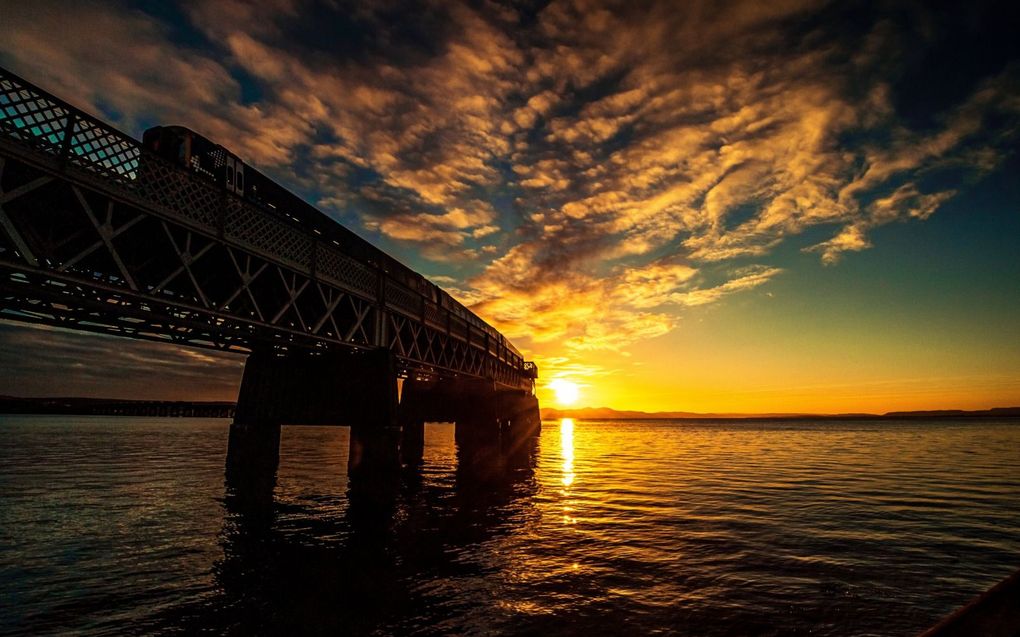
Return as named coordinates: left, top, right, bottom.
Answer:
left=0, top=66, right=535, bottom=392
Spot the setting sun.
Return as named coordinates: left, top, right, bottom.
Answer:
left=549, top=379, right=580, bottom=406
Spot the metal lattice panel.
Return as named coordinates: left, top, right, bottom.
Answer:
left=66, top=118, right=140, bottom=182
left=449, top=315, right=468, bottom=341
left=424, top=300, right=444, bottom=329
left=385, top=279, right=422, bottom=318
left=133, top=160, right=221, bottom=231
left=317, top=245, right=378, bottom=299
left=224, top=198, right=313, bottom=270
left=0, top=78, right=72, bottom=153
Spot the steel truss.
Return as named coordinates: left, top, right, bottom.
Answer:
left=0, top=67, right=532, bottom=390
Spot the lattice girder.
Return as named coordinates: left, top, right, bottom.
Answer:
left=1, top=64, right=533, bottom=391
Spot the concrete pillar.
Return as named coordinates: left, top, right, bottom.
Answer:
left=454, top=387, right=501, bottom=447
left=233, top=346, right=403, bottom=480
left=224, top=420, right=280, bottom=520
left=503, top=391, right=542, bottom=444
left=396, top=378, right=432, bottom=466
left=348, top=424, right=402, bottom=479
left=234, top=347, right=398, bottom=428
left=399, top=419, right=425, bottom=466
left=399, top=377, right=541, bottom=453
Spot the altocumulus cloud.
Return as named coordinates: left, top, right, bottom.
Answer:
left=1, top=0, right=1018, bottom=383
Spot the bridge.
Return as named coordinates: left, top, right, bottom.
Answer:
left=0, top=65, right=540, bottom=471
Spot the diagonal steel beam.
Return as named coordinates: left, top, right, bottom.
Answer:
left=270, top=268, right=310, bottom=328
left=179, top=231, right=213, bottom=309
left=59, top=190, right=143, bottom=273
left=407, top=322, right=422, bottom=360
left=64, top=187, right=142, bottom=290
left=223, top=247, right=267, bottom=322
left=343, top=296, right=372, bottom=343
left=151, top=222, right=214, bottom=305
left=0, top=175, right=53, bottom=205
left=389, top=313, right=406, bottom=355
left=0, top=158, right=40, bottom=266
left=312, top=282, right=344, bottom=335
left=421, top=327, right=437, bottom=364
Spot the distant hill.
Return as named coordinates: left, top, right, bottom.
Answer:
left=3, top=395, right=1017, bottom=421
left=541, top=406, right=1020, bottom=421
left=883, top=407, right=1020, bottom=418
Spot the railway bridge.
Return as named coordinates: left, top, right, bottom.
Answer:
left=0, top=66, right=540, bottom=472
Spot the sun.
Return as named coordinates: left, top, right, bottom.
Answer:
left=549, top=379, right=580, bottom=406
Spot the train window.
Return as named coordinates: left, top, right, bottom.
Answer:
left=237, top=172, right=244, bottom=191
left=226, top=166, right=234, bottom=186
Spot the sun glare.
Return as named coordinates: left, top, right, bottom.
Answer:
left=550, top=379, right=580, bottom=406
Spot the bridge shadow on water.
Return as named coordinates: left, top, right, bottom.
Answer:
left=157, top=423, right=540, bottom=635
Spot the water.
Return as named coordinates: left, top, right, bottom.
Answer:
left=1, top=416, right=1018, bottom=636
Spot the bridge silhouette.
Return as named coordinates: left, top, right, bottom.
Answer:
left=0, top=66, right=540, bottom=472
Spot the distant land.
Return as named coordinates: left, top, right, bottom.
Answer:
left=0, top=395, right=235, bottom=418
left=541, top=406, right=1020, bottom=421
left=1, top=395, right=1017, bottom=420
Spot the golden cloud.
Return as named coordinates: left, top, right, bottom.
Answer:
left=4, top=0, right=1016, bottom=369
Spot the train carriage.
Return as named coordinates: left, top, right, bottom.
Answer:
left=141, top=125, right=536, bottom=384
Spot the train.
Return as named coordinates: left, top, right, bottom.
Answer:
left=141, top=125, right=531, bottom=374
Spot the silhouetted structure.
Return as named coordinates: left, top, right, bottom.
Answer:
left=919, top=568, right=1020, bottom=637
left=0, top=65, right=540, bottom=473
left=199, top=427, right=539, bottom=634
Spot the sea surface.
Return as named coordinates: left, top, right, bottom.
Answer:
left=1, top=415, right=1018, bottom=636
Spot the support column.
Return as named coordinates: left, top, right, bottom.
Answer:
left=224, top=420, right=279, bottom=521
left=231, top=346, right=403, bottom=478
left=396, top=377, right=432, bottom=467
left=503, top=391, right=541, bottom=443
left=234, top=347, right=398, bottom=428
left=503, top=391, right=541, bottom=470
left=399, top=377, right=541, bottom=450
left=346, top=349, right=401, bottom=477
left=398, top=419, right=425, bottom=466
left=226, top=348, right=284, bottom=508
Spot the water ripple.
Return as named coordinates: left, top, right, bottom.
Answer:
left=1, top=416, right=1018, bottom=636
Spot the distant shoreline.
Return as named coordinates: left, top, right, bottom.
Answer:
left=2, top=395, right=1017, bottom=421
left=541, top=406, right=1020, bottom=421
left=0, top=396, right=235, bottom=418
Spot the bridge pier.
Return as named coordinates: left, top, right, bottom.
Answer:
left=227, top=348, right=539, bottom=482
left=234, top=348, right=398, bottom=429
left=400, top=377, right=541, bottom=458
left=224, top=421, right=279, bottom=523
left=398, top=418, right=426, bottom=466
left=229, top=347, right=403, bottom=478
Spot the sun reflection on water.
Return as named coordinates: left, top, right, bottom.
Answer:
left=560, top=418, right=574, bottom=488
left=560, top=418, right=577, bottom=526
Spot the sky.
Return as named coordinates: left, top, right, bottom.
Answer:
left=0, top=0, right=1018, bottom=413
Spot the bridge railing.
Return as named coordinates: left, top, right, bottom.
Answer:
left=0, top=69, right=376, bottom=295
left=0, top=66, right=534, bottom=387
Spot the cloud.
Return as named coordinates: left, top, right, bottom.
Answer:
left=671, top=267, right=784, bottom=306
left=806, top=225, right=872, bottom=266
left=0, top=322, right=243, bottom=401
left=361, top=200, right=500, bottom=257
left=469, top=248, right=780, bottom=352
left=1, top=0, right=1017, bottom=391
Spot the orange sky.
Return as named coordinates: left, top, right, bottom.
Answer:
left=1, top=1, right=1018, bottom=414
